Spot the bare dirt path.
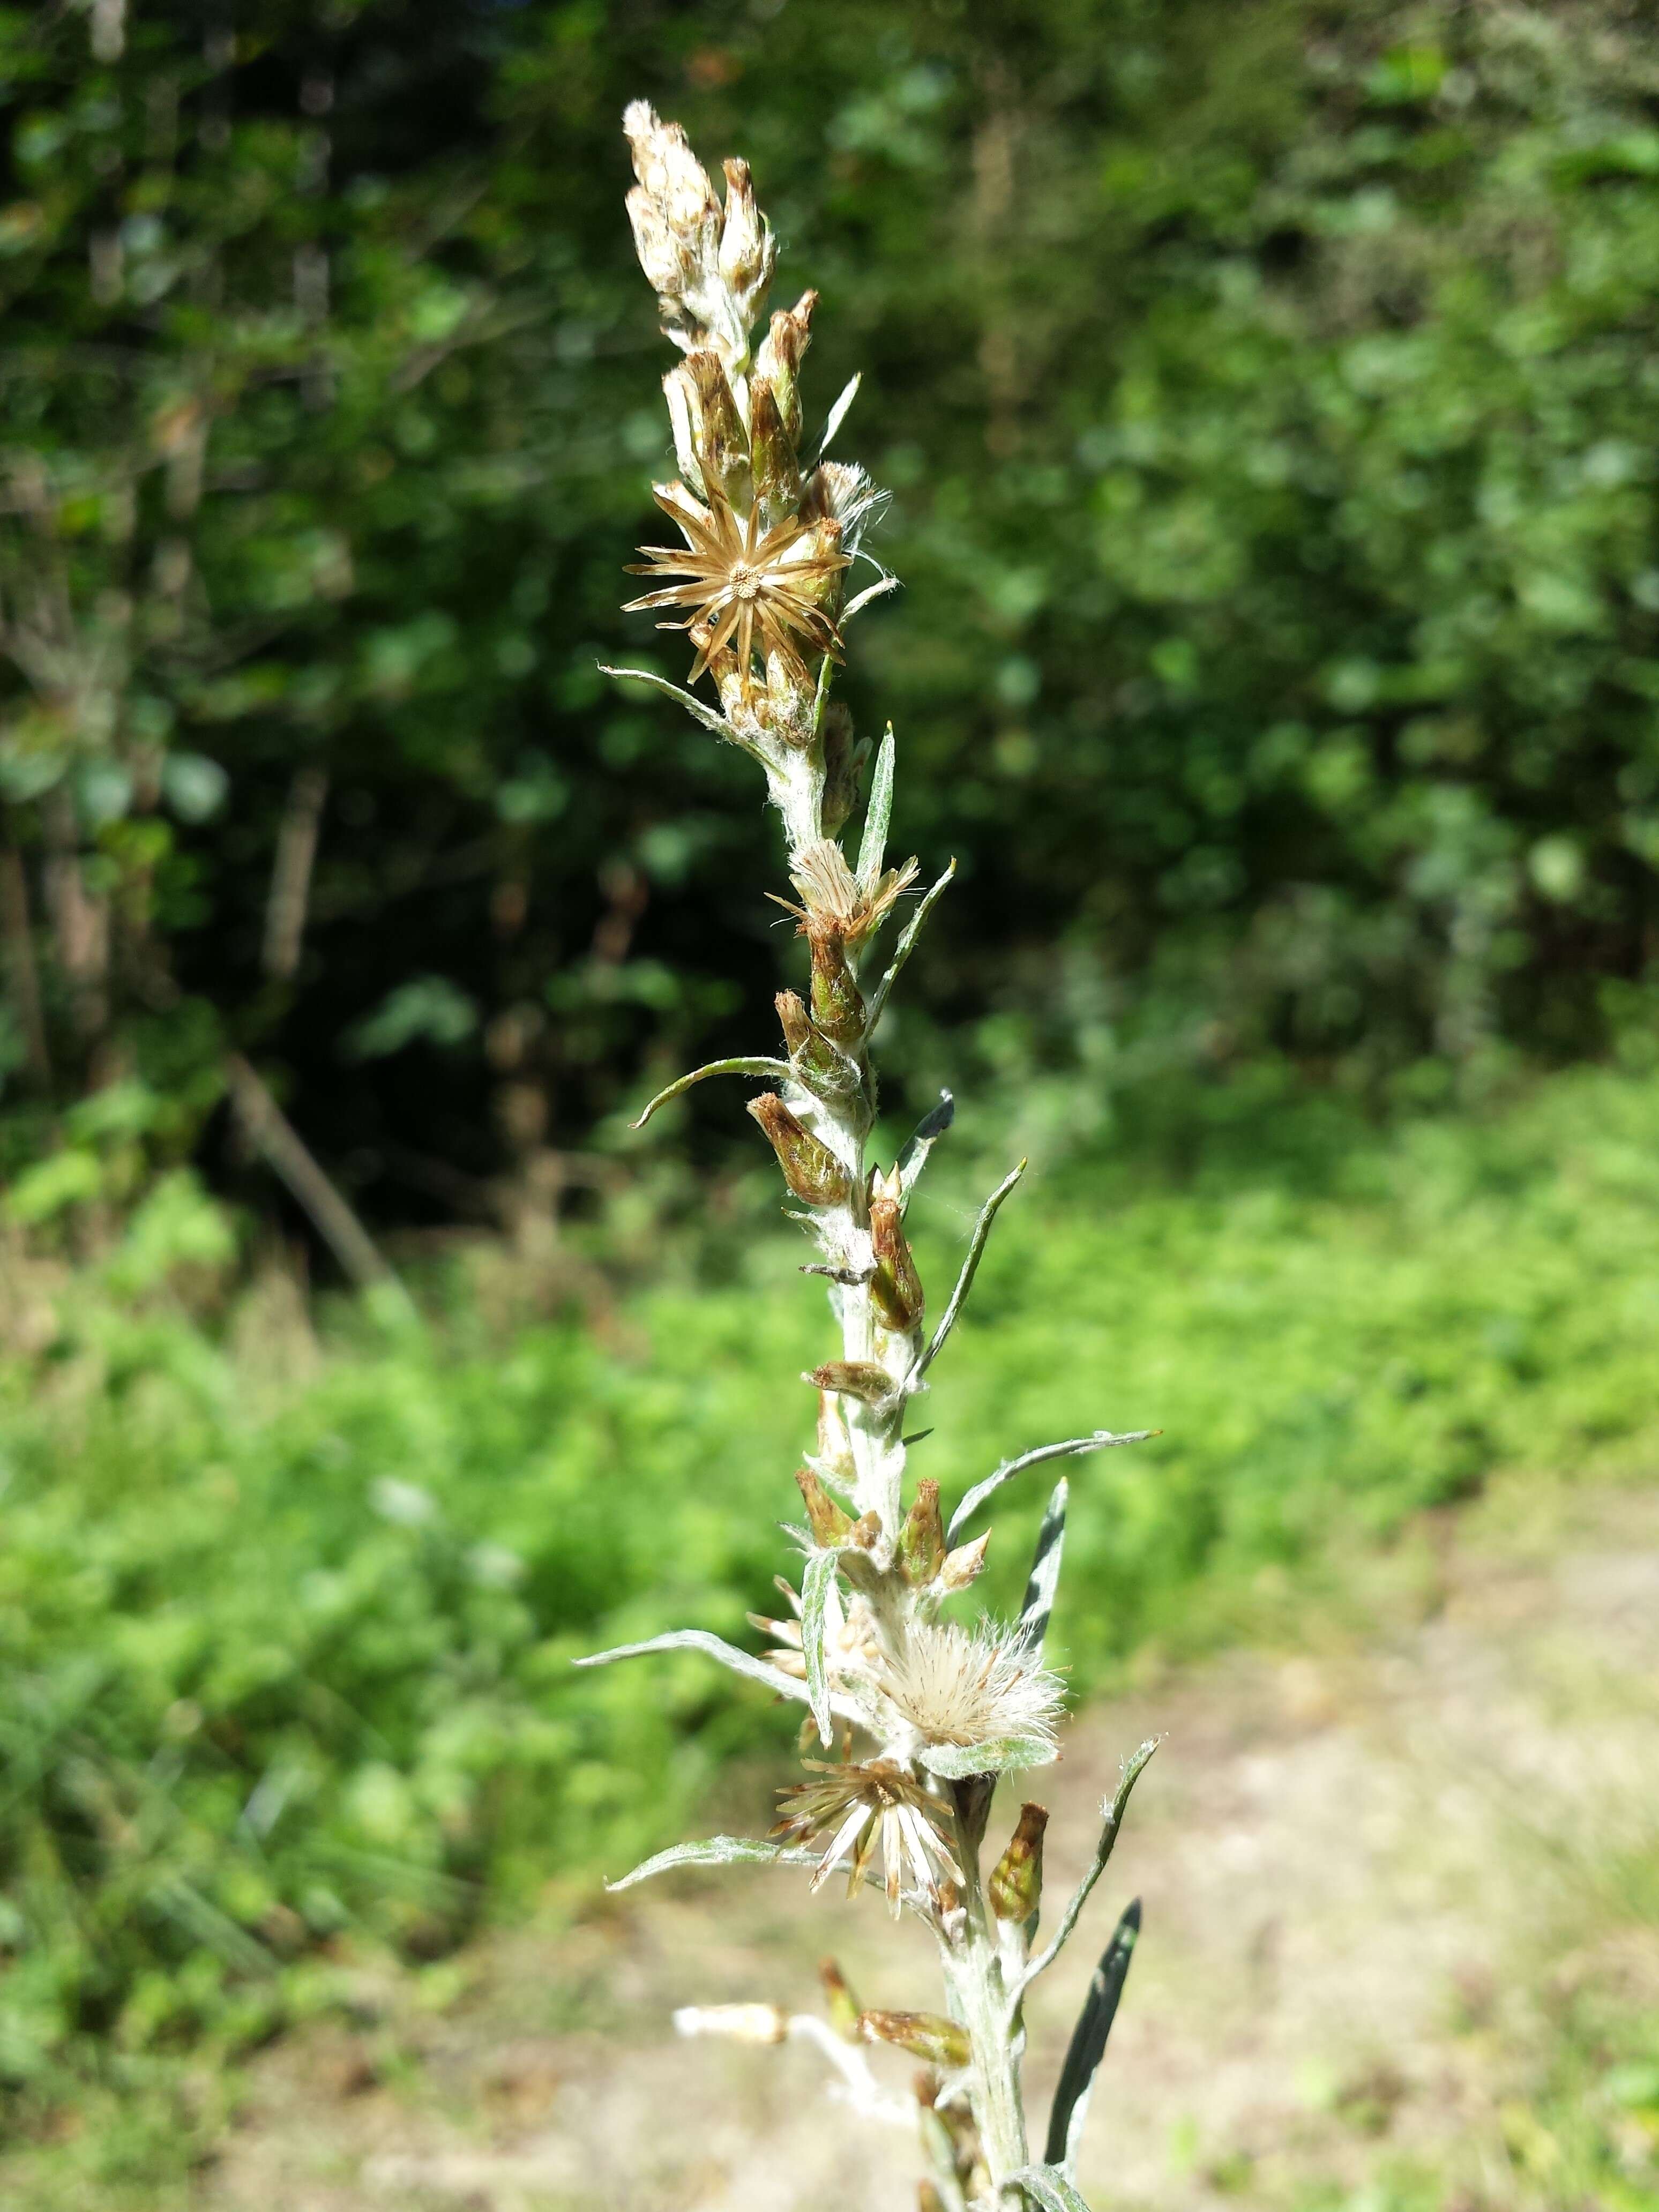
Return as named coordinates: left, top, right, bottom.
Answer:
left=207, top=1474, right=1659, bottom=2211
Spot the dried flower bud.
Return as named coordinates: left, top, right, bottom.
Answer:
left=808, top=1360, right=894, bottom=1406
left=688, top=611, right=743, bottom=698
left=780, top=839, right=913, bottom=950
left=859, top=2011, right=970, bottom=2069
left=749, top=378, right=801, bottom=533
left=847, top=1508, right=882, bottom=1549
left=820, top=704, right=869, bottom=838
left=950, top=1773, right=997, bottom=1855
left=939, top=1530, right=990, bottom=1590
left=809, top=928, right=864, bottom=1049
left=819, top=1956, right=861, bottom=2042
left=623, top=103, right=720, bottom=295
left=795, top=1464, right=853, bottom=1548
left=685, top=349, right=751, bottom=507
left=624, top=192, right=697, bottom=303
left=719, top=156, right=776, bottom=321
left=754, top=289, right=817, bottom=442
left=813, top=1387, right=857, bottom=1488
left=870, top=1188, right=925, bottom=1333
left=919, top=2187, right=946, bottom=2212
left=775, top=986, right=861, bottom=1102
left=747, top=1094, right=850, bottom=1207
left=674, top=2001, right=788, bottom=2045
left=803, top=514, right=847, bottom=623
left=898, top=1479, right=945, bottom=1586
left=662, top=365, right=706, bottom=499
left=988, top=1802, right=1048, bottom=1926
left=622, top=107, right=771, bottom=369
left=775, top=988, right=811, bottom=1056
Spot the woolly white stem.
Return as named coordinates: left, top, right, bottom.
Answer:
left=787, top=2014, right=915, bottom=2128
left=943, top=1881, right=1029, bottom=2193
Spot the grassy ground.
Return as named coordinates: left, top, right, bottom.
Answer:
left=2, top=1059, right=1658, bottom=2200
left=28, top=1468, right=1659, bottom=2211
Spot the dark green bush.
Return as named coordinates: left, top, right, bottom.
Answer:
left=6, top=2, right=1659, bottom=1212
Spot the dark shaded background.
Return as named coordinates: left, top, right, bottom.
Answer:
left=6, top=0, right=1659, bottom=1240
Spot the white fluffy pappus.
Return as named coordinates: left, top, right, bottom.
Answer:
left=878, top=1618, right=1065, bottom=1761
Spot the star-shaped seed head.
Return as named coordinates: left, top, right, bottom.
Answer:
left=624, top=479, right=849, bottom=693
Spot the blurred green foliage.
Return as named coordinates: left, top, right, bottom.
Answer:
left=5, top=1, right=1659, bottom=1229
left=2, top=1056, right=1658, bottom=2146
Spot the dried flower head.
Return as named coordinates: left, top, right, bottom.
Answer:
left=625, top=479, right=849, bottom=692
left=772, top=839, right=919, bottom=946
left=622, top=102, right=774, bottom=366
left=879, top=1620, right=1065, bottom=1765
left=773, top=1759, right=963, bottom=1916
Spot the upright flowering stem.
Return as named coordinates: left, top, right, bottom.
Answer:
left=582, top=107, right=1159, bottom=2212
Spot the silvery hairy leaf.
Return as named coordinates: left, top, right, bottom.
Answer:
left=606, top=1835, right=820, bottom=1893
left=856, top=723, right=895, bottom=894
left=947, top=1430, right=1155, bottom=1544
left=896, top=1089, right=955, bottom=1199
left=800, top=1546, right=838, bottom=1748
left=1014, top=1740, right=1159, bottom=2000
left=864, top=857, right=955, bottom=1030
left=918, top=2104, right=970, bottom=2212
left=1003, top=2164, right=1096, bottom=2212
left=599, top=663, right=730, bottom=737
left=842, top=574, right=901, bottom=622
left=574, top=1628, right=811, bottom=1706
left=917, top=1733, right=1058, bottom=1781
left=911, top=1159, right=1025, bottom=1382
left=819, top=372, right=861, bottom=455
left=633, top=1056, right=789, bottom=1129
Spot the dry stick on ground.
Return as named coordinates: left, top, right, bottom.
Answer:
left=263, top=765, right=329, bottom=981
left=0, top=845, right=51, bottom=1091
left=574, top=107, right=1158, bottom=2212
left=225, top=1052, right=411, bottom=1312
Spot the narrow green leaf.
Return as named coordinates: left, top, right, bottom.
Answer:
left=810, top=649, right=835, bottom=736
left=1017, top=1478, right=1068, bottom=1658
left=1043, top=1901, right=1141, bottom=2171
left=856, top=723, right=896, bottom=893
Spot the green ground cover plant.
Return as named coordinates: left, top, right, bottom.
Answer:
left=2, top=1057, right=1658, bottom=2156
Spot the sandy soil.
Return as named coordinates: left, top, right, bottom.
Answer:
left=205, top=1475, right=1659, bottom=2212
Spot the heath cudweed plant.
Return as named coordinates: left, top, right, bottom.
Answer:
left=579, top=106, right=1158, bottom=2212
